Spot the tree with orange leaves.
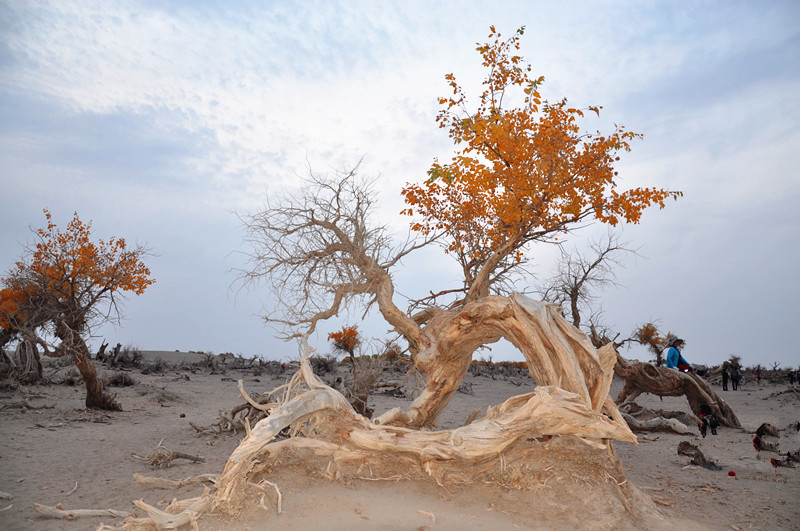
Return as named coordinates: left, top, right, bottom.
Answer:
left=0, top=210, right=154, bottom=410
left=243, top=27, right=681, bottom=430
left=328, top=325, right=361, bottom=359
left=402, top=26, right=681, bottom=303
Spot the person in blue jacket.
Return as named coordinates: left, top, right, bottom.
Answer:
left=665, top=336, right=692, bottom=372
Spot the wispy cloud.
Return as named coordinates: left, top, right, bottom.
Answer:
left=1, top=1, right=798, bottom=365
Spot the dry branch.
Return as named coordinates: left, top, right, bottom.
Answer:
left=33, top=503, right=132, bottom=520
left=621, top=413, right=695, bottom=435
left=133, top=473, right=217, bottom=490
left=131, top=441, right=204, bottom=468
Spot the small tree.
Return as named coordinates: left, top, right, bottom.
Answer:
left=328, top=325, right=361, bottom=365
left=634, top=322, right=669, bottom=366
left=327, top=325, right=380, bottom=417
left=0, top=210, right=154, bottom=410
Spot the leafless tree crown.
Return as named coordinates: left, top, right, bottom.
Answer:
left=239, top=165, right=431, bottom=339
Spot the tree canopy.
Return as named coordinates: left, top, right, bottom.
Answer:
left=401, top=26, right=681, bottom=302
left=0, top=210, right=154, bottom=408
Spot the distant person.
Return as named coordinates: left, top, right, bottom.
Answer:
left=756, top=369, right=761, bottom=383
left=789, top=371, right=796, bottom=386
left=665, top=336, right=691, bottom=372
left=721, top=365, right=729, bottom=391
left=698, top=404, right=718, bottom=437
left=730, top=366, right=741, bottom=390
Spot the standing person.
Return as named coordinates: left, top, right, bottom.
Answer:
left=665, top=336, right=692, bottom=372
left=731, top=366, right=741, bottom=390
left=721, top=364, right=730, bottom=391
left=756, top=369, right=761, bottom=383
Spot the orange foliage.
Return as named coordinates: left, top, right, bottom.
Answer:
left=0, top=288, right=21, bottom=331
left=0, top=210, right=155, bottom=333
left=401, top=26, right=681, bottom=278
left=636, top=322, right=665, bottom=351
left=328, top=325, right=360, bottom=355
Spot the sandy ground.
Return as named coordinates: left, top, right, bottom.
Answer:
left=0, top=355, right=798, bottom=530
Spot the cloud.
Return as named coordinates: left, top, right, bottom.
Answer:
left=1, top=1, right=799, bottom=367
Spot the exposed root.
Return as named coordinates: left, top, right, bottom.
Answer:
left=87, top=310, right=647, bottom=530
left=115, top=350, right=636, bottom=529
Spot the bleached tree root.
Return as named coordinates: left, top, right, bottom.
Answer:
left=116, top=344, right=637, bottom=530
left=33, top=503, right=132, bottom=520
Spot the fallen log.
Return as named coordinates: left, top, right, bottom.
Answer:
left=133, top=473, right=217, bottom=489
left=33, top=503, right=132, bottom=520
left=621, top=412, right=695, bottom=435
left=614, top=354, right=740, bottom=428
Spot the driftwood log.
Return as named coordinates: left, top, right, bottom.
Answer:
left=614, top=354, right=741, bottom=428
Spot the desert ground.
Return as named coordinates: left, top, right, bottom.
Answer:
left=0, top=352, right=798, bottom=530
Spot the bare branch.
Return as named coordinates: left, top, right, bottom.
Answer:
left=238, top=163, right=431, bottom=350
left=537, top=230, right=637, bottom=329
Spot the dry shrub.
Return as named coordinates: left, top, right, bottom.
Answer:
left=345, top=355, right=383, bottom=418
left=309, top=355, right=337, bottom=375
left=106, top=372, right=136, bottom=387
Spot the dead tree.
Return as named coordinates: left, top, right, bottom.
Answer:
left=614, top=353, right=740, bottom=428
left=537, top=231, right=635, bottom=330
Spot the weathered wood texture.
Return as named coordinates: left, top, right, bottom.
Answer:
left=614, top=354, right=740, bottom=428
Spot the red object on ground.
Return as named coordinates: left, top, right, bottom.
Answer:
left=728, top=471, right=736, bottom=477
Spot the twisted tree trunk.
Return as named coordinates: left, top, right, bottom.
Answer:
left=13, top=340, right=42, bottom=384
left=379, top=293, right=619, bottom=429
left=70, top=339, right=122, bottom=411
left=613, top=354, right=740, bottom=428
left=41, top=335, right=122, bottom=411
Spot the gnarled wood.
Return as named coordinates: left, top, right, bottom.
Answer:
left=614, top=353, right=740, bottom=428
left=118, top=325, right=637, bottom=529
left=379, top=294, right=619, bottom=429
left=33, top=503, right=132, bottom=520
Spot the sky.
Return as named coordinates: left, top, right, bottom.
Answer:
left=1, top=1, right=798, bottom=369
